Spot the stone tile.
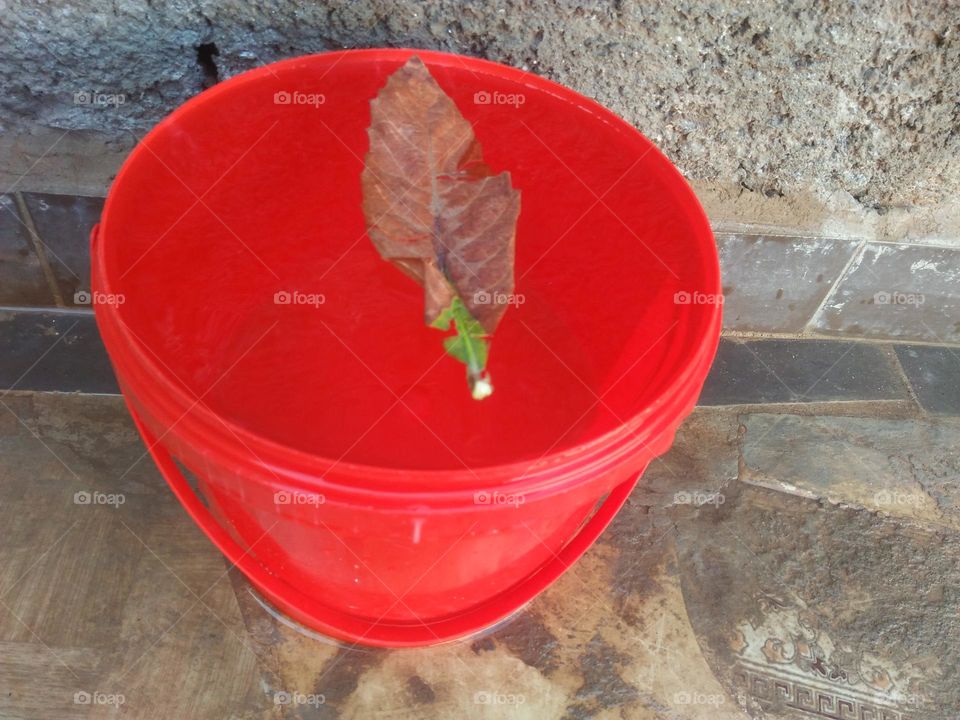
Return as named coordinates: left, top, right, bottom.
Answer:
left=21, top=392, right=143, bottom=474
left=676, top=478, right=960, bottom=720
left=22, top=193, right=103, bottom=307
left=0, top=394, right=167, bottom=648
left=716, top=233, right=857, bottom=332
left=0, top=128, right=133, bottom=198
left=812, top=242, right=960, bottom=343
left=699, top=339, right=910, bottom=406
left=0, top=393, right=270, bottom=719
left=895, top=344, right=960, bottom=417
left=0, top=310, right=118, bottom=393
left=0, top=641, right=101, bottom=720
left=634, top=408, right=741, bottom=508
left=0, top=194, right=54, bottom=306
left=739, top=413, right=960, bottom=529
left=98, top=584, right=267, bottom=719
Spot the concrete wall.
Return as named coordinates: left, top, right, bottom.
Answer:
left=2, top=0, right=959, bottom=341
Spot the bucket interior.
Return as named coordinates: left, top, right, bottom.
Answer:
left=99, top=52, right=719, bottom=471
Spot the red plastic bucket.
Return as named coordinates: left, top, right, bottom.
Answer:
left=92, top=49, right=721, bottom=647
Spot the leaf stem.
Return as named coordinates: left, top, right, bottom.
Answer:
left=449, top=302, right=493, bottom=399
left=454, top=321, right=489, bottom=399
left=431, top=296, right=493, bottom=399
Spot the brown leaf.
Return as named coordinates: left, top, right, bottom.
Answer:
left=362, top=55, right=520, bottom=333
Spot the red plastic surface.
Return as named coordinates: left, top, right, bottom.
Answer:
left=92, top=49, right=722, bottom=647
left=128, top=404, right=642, bottom=647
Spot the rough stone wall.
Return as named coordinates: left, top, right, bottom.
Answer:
left=2, top=0, right=959, bottom=211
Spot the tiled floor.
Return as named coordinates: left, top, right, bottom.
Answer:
left=1, top=383, right=959, bottom=718
left=20, top=193, right=102, bottom=307
left=2, top=191, right=960, bottom=719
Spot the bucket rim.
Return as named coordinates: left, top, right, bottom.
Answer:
left=97, top=298, right=719, bottom=499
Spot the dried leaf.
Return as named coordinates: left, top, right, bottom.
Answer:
left=361, top=55, right=521, bottom=398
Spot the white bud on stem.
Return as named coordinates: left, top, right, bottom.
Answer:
left=470, top=372, right=493, bottom=400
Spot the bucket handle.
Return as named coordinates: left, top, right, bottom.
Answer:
left=127, top=408, right=304, bottom=605
left=127, top=405, right=640, bottom=644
